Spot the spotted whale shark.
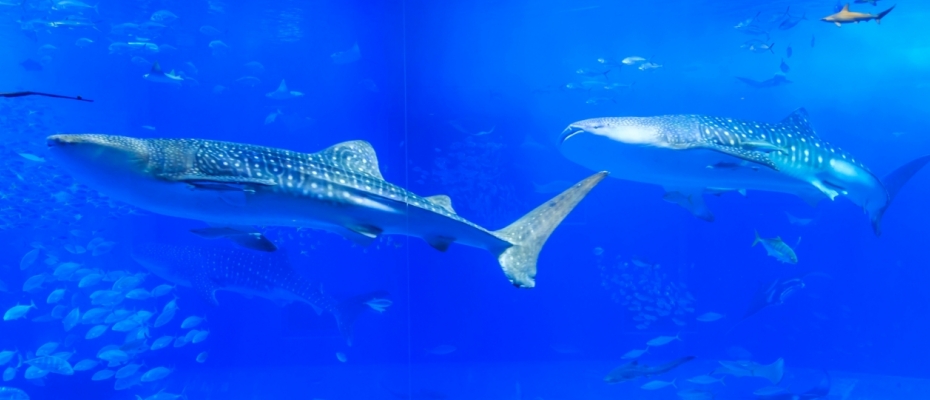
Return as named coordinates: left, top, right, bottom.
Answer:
left=559, top=108, right=930, bottom=235
left=131, top=242, right=387, bottom=345
left=47, top=134, right=606, bottom=288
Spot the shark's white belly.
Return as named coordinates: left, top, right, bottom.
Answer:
left=561, top=135, right=817, bottom=196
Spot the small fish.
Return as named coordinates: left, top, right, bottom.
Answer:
left=196, top=351, right=208, bottom=363
left=180, top=316, right=204, bottom=329
left=687, top=374, right=725, bottom=385
left=115, top=363, right=142, bottom=379
left=75, top=38, right=93, bottom=47
left=91, top=369, right=114, bottom=380
left=264, top=109, right=282, bottom=125
left=243, top=61, right=264, bottom=74
left=3, top=301, right=36, bottom=321
left=646, top=333, right=681, bottom=347
left=785, top=212, right=813, bottom=226
left=752, top=230, right=798, bottom=264
left=593, top=247, right=604, bottom=256
left=621, top=347, right=649, bottom=359
left=622, top=56, right=646, bottom=65
left=140, top=366, right=172, bottom=382
left=638, top=62, right=662, bottom=71
left=150, top=10, right=178, bottom=23
left=17, top=153, right=45, bottom=162
left=335, top=352, right=347, bottom=362
left=208, top=40, right=229, bottom=55
left=199, top=25, right=223, bottom=36
left=640, top=379, right=676, bottom=390
left=779, top=59, right=790, bottom=73
left=786, top=45, right=793, bottom=58
left=150, top=336, right=174, bottom=351
left=695, top=312, right=724, bottom=322
left=46, top=288, right=66, bottom=304
left=141, top=126, right=156, bottom=131
left=85, top=324, right=108, bottom=339
left=331, top=43, right=361, bottom=64
left=73, top=359, right=98, bottom=371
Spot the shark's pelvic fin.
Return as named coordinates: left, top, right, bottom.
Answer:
left=190, top=227, right=278, bottom=252
left=492, top=171, right=607, bottom=288
left=871, top=154, right=930, bottom=236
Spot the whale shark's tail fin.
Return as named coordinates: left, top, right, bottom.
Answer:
left=333, top=290, right=390, bottom=346
left=492, top=172, right=607, bottom=288
left=871, top=155, right=930, bottom=235
left=876, top=5, right=895, bottom=24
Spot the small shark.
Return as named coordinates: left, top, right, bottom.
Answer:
left=821, top=4, right=895, bottom=27
left=736, top=74, right=792, bottom=88
left=48, top=135, right=606, bottom=288
left=604, top=356, right=695, bottom=383
left=559, top=108, right=930, bottom=235
left=131, top=242, right=387, bottom=345
left=144, top=62, right=183, bottom=85
left=266, top=79, right=304, bottom=100
left=714, top=358, right=784, bottom=384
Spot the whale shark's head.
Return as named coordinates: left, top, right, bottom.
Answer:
left=560, top=117, right=664, bottom=147
left=47, top=134, right=154, bottom=193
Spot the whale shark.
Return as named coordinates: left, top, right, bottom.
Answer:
left=559, top=108, right=929, bottom=235
left=131, top=242, right=387, bottom=345
left=47, top=134, right=606, bottom=288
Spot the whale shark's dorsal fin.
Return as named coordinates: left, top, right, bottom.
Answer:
left=150, top=61, right=163, bottom=75
left=276, top=79, right=287, bottom=92
left=425, top=195, right=455, bottom=214
left=318, top=140, right=384, bottom=180
left=778, top=108, right=817, bottom=137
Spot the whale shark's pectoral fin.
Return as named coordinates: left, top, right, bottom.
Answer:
left=337, top=224, right=383, bottom=246
left=191, top=227, right=278, bottom=252
left=810, top=179, right=847, bottom=201
left=193, top=273, right=220, bottom=306
left=696, top=143, right=779, bottom=171
left=169, top=174, right=278, bottom=188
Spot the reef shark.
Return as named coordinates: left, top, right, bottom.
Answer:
left=559, top=108, right=930, bottom=235
left=143, top=62, right=183, bottom=85
left=821, top=4, right=895, bottom=27
left=604, top=356, right=695, bottom=384
left=48, top=135, right=606, bottom=288
left=131, top=242, right=386, bottom=345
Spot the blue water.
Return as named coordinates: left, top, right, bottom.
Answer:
left=2, top=0, right=930, bottom=399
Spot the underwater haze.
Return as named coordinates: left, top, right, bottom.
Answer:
left=2, top=0, right=930, bottom=399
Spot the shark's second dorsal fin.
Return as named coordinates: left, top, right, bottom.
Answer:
left=318, top=140, right=384, bottom=180
left=277, top=79, right=287, bottom=92
left=424, top=195, right=455, bottom=214
left=778, top=108, right=817, bottom=137
left=150, top=61, right=163, bottom=74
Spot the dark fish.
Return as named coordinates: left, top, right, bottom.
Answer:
left=779, top=59, right=790, bottom=73
left=605, top=356, right=695, bottom=383
left=0, top=91, right=93, bottom=102
left=20, top=59, right=43, bottom=71
left=786, top=45, right=793, bottom=58
left=811, top=35, right=816, bottom=47
left=736, top=74, right=792, bottom=88
left=131, top=243, right=388, bottom=344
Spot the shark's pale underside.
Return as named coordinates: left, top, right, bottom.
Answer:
left=559, top=108, right=929, bottom=235
left=48, top=134, right=606, bottom=288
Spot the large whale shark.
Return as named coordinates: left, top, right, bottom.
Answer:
left=47, top=134, right=606, bottom=288
left=131, top=242, right=387, bottom=345
left=559, top=108, right=929, bottom=235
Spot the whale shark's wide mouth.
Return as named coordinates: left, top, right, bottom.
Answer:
left=559, top=126, right=586, bottom=144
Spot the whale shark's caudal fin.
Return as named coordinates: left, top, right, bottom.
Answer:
left=871, top=155, right=930, bottom=236
left=492, top=172, right=607, bottom=288
left=333, top=290, right=389, bottom=346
